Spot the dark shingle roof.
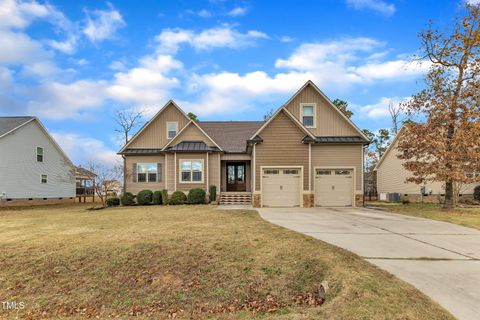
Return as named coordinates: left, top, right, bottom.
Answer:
left=166, top=141, right=219, bottom=152
left=0, top=116, right=35, bottom=137
left=198, top=121, right=264, bottom=153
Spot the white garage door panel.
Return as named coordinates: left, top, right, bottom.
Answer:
left=316, top=169, right=353, bottom=207
left=262, top=168, right=301, bottom=207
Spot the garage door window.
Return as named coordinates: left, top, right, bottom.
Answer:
left=335, top=170, right=351, bottom=175
left=317, top=170, right=331, bottom=175
left=284, top=169, right=299, bottom=174
left=264, top=169, right=279, bottom=175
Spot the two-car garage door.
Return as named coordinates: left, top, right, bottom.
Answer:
left=261, top=167, right=354, bottom=207
left=315, top=169, right=353, bottom=206
left=262, top=168, right=301, bottom=207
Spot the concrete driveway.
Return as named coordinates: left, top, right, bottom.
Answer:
left=258, top=207, right=480, bottom=320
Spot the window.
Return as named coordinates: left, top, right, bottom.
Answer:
left=335, top=170, right=351, bottom=175
left=317, top=170, right=331, bottom=175
left=167, top=122, right=178, bottom=139
left=41, top=174, right=47, bottom=184
left=180, top=160, right=203, bottom=182
left=284, top=169, right=299, bottom=175
left=36, top=147, right=44, bottom=162
left=263, top=169, right=279, bottom=175
left=301, top=104, right=315, bottom=127
left=137, top=163, right=157, bottom=182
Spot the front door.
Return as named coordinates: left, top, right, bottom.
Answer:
left=226, top=162, right=246, bottom=191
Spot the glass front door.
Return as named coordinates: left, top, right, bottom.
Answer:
left=226, top=162, right=246, bottom=191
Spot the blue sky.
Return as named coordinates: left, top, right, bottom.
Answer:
left=0, top=0, right=474, bottom=165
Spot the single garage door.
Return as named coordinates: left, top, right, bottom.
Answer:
left=262, top=168, right=301, bottom=207
left=315, top=169, right=353, bottom=206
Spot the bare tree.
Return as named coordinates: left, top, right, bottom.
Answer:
left=114, top=109, right=143, bottom=145
left=388, top=101, right=403, bottom=135
left=86, top=163, right=123, bottom=207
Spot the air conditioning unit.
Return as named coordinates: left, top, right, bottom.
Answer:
left=387, top=193, right=401, bottom=202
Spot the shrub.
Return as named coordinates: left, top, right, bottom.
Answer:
left=137, top=189, right=153, bottom=205
left=474, top=185, right=480, bottom=201
left=170, top=191, right=187, bottom=205
left=188, top=188, right=206, bottom=204
left=106, top=197, right=120, bottom=207
left=209, top=185, right=217, bottom=202
left=152, top=191, right=163, bottom=205
left=162, top=189, right=168, bottom=205
left=401, top=198, right=410, bottom=205
left=120, top=192, right=135, bottom=206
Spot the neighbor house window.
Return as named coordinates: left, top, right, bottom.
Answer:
left=137, top=163, right=157, bottom=183
left=167, top=122, right=178, bottom=139
left=41, top=174, right=47, bottom=184
left=180, top=160, right=203, bottom=183
left=36, top=147, right=44, bottom=162
left=301, top=104, right=315, bottom=127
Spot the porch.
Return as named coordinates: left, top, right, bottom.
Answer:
left=219, top=159, right=252, bottom=205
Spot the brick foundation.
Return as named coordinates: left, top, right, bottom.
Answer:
left=252, top=194, right=261, bottom=208
left=355, top=194, right=364, bottom=207
left=303, top=193, right=314, bottom=208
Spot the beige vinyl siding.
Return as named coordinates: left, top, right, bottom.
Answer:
left=176, top=153, right=208, bottom=192
left=166, top=153, right=174, bottom=191
left=255, top=110, right=309, bottom=191
left=208, top=153, right=221, bottom=190
left=285, top=84, right=358, bottom=137
left=311, top=144, right=363, bottom=192
left=127, top=103, right=189, bottom=149
left=376, top=139, right=477, bottom=195
left=170, top=124, right=214, bottom=145
left=125, top=155, right=165, bottom=194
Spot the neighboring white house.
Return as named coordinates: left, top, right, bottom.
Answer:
left=0, top=117, right=75, bottom=205
left=375, top=126, right=476, bottom=202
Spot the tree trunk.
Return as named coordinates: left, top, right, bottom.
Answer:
left=443, top=180, right=454, bottom=209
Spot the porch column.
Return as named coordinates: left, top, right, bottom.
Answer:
left=252, top=144, right=256, bottom=192
left=308, top=143, right=311, bottom=191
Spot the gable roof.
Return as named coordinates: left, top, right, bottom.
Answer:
left=374, top=126, right=406, bottom=171
left=0, top=116, right=35, bottom=138
left=199, top=121, right=264, bottom=153
left=286, top=80, right=370, bottom=141
left=249, top=106, right=316, bottom=141
left=162, top=120, right=223, bottom=151
left=118, top=100, right=189, bottom=153
left=0, top=116, right=74, bottom=167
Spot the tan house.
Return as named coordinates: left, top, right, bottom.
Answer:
left=118, top=81, right=370, bottom=207
left=375, top=126, right=477, bottom=201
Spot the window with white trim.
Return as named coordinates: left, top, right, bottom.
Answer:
left=41, top=174, right=47, bottom=184
left=180, top=160, right=203, bottom=182
left=167, top=122, right=178, bottom=139
left=301, top=104, right=315, bottom=127
left=36, top=147, right=44, bottom=162
left=137, top=163, right=157, bottom=183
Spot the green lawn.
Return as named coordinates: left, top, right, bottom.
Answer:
left=0, top=204, right=454, bottom=319
left=367, top=201, right=480, bottom=230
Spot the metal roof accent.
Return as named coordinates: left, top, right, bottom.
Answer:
left=165, top=141, right=219, bottom=152
left=121, top=148, right=165, bottom=155
left=303, top=136, right=370, bottom=144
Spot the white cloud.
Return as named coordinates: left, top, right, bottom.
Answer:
left=52, top=132, right=119, bottom=166
left=467, top=0, right=480, bottom=4
left=351, top=60, right=431, bottom=81
left=197, top=9, right=212, bottom=18
left=346, top=0, right=396, bottom=16
left=155, top=25, right=268, bottom=54
left=27, top=80, right=108, bottom=119
left=354, top=96, right=407, bottom=119
left=278, top=35, right=295, bottom=43
left=107, top=55, right=182, bottom=108
left=227, top=7, right=248, bottom=16
left=83, top=4, right=126, bottom=42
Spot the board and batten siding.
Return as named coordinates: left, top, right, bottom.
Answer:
left=171, top=124, right=214, bottom=145
left=208, top=153, right=221, bottom=191
left=285, top=84, right=358, bottom=137
left=254, top=110, right=309, bottom=191
left=127, top=103, right=189, bottom=149
left=311, top=144, right=363, bottom=192
left=125, top=155, right=165, bottom=194
left=0, top=121, right=75, bottom=199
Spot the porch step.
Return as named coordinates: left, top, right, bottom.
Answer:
left=219, top=193, right=252, bottom=205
